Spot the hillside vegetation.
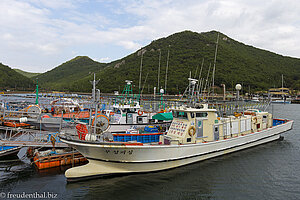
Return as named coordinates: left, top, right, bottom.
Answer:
left=36, top=56, right=106, bottom=91
left=0, top=63, right=34, bottom=90
left=14, top=69, right=41, bottom=78
left=67, top=31, right=300, bottom=94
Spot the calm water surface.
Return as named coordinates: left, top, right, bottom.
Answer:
left=0, top=104, right=299, bottom=200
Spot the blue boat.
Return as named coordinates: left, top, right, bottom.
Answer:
left=0, top=146, right=21, bottom=159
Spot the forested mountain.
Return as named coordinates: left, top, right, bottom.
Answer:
left=36, top=56, right=106, bottom=91
left=0, top=63, right=34, bottom=90
left=5, top=30, right=299, bottom=94
left=14, top=69, right=40, bottom=78
left=68, top=31, right=300, bottom=94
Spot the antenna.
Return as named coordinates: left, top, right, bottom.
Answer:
left=181, top=78, right=198, bottom=106
left=125, top=80, right=133, bottom=85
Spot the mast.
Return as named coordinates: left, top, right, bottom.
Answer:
left=90, top=73, right=99, bottom=103
left=157, top=49, right=161, bottom=90
left=281, top=74, right=284, bottom=99
left=35, top=78, right=38, bottom=105
left=281, top=74, right=283, bottom=88
left=139, top=51, right=144, bottom=92
left=165, top=45, right=170, bottom=94
left=197, top=58, right=204, bottom=98
left=189, top=71, right=192, bottom=97
left=212, top=32, right=220, bottom=97
left=204, top=63, right=211, bottom=98
left=141, top=72, right=149, bottom=95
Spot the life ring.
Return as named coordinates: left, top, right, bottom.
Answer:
left=244, top=111, right=255, bottom=116
left=138, top=110, right=143, bottom=116
left=92, top=115, right=109, bottom=126
left=253, top=117, right=257, bottom=123
left=188, top=126, right=196, bottom=136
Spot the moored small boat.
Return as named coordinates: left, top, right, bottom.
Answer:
left=2, top=121, right=31, bottom=128
left=60, top=104, right=293, bottom=181
left=0, top=146, right=22, bottom=159
left=31, top=149, right=87, bottom=170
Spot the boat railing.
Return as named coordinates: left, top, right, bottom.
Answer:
left=273, top=119, right=287, bottom=126
left=1, top=110, right=40, bottom=120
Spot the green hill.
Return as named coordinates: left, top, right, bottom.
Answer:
left=14, top=69, right=41, bottom=78
left=67, top=30, right=300, bottom=94
left=36, top=56, right=107, bottom=91
left=0, top=63, right=34, bottom=90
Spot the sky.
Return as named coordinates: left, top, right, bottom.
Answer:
left=0, top=0, right=299, bottom=73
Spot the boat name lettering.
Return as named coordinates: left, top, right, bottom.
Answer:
left=105, top=150, right=133, bottom=155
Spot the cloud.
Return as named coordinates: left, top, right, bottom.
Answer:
left=98, top=57, right=110, bottom=62
left=0, top=0, right=300, bottom=72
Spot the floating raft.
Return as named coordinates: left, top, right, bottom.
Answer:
left=33, top=152, right=87, bottom=170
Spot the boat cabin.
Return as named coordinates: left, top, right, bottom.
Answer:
left=107, top=102, right=150, bottom=124
left=161, top=105, right=273, bottom=145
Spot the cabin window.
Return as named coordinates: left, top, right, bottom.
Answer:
left=187, top=138, right=191, bottom=142
left=196, top=112, right=208, bottom=118
left=178, top=112, right=188, bottom=119
left=172, top=111, right=188, bottom=120
left=172, top=111, right=177, bottom=117
left=137, top=116, right=143, bottom=123
left=191, top=113, right=195, bottom=118
left=149, top=119, right=155, bottom=123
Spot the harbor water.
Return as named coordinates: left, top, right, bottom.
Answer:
left=0, top=104, right=300, bottom=199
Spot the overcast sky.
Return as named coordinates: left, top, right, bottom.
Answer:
left=1, top=0, right=299, bottom=72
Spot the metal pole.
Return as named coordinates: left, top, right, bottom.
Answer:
left=35, top=79, right=39, bottom=105
left=92, top=73, right=96, bottom=102
left=139, top=52, right=144, bottom=92
left=158, top=49, right=161, bottom=90
left=212, top=32, right=219, bottom=97
left=93, top=103, right=98, bottom=135
left=165, top=45, right=170, bottom=94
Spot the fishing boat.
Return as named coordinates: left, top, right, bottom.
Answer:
left=105, top=101, right=172, bottom=133
left=0, top=146, right=22, bottom=159
left=59, top=104, right=293, bottom=181
left=2, top=121, right=30, bottom=128
left=50, top=98, right=83, bottom=114
left=0, top=104, right=62, bottom=131
left=270, top=74, right=291, bottom=104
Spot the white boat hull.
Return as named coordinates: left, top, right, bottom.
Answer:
left=61, top=120, right=293, bottom=181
